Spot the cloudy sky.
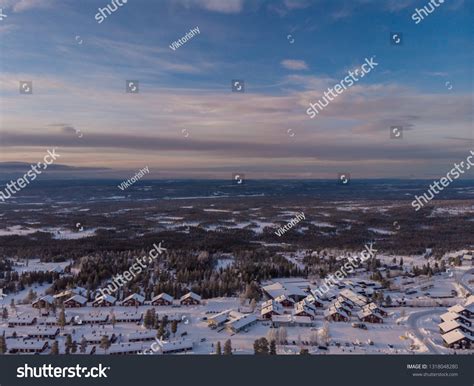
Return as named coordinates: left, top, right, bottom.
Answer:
left=0, top=0, right=472, bottom=179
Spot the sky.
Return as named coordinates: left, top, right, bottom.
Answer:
left=0, top=0, right=472, bottom=179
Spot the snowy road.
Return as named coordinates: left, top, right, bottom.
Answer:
left=407, top=308, right=444, bottom=354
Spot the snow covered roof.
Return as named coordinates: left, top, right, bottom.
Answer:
left=440, top=312, right=470, bottom=323
left=160, top=339, right=194, bottom=353
left=93, top=294, right=116, bottom=304
left=442, top=329, right=474, bottom=345
left=126, top=330, right=157, bottom=341
left=114, top=310, right=143, bottom=320
left=8, top=314, right=37, bottom=324
left=96, top=342, right=147, bottom=354
left=324, top=306, right=349, bottom=319
left=274, top=294, right=295, bottom=304
left=180, top=292, right=201, bottom=302
left=122, top=293, right=145, bottom=304
left=7, top=339, right=48, bottom=351
left=83, top=331, right=115, bottom=341
left=262, top=282, right=308, bottom=299
left=65, top=294, right=87, bottom=305
left=294, top=301, right=316, bottom=317
left=304, top=294, right=323, bottom=305
left=357, top=309, right=381, bottom=319
left=439, top=320, right=472, bottom=334
left=261, top=301, right=283, bottom=316
left=151, top=293, right=174, bottom=303
left=226, top=313, right=257, bottom=330
left=75, top=313, right=108, bottom=323
left=339, top=289, right=368, bottom=307
left=466, top=295, right=474, bottom=306
left=208, top=310, right=231, bottom=324
left=33, top=295, right=55, bottom=305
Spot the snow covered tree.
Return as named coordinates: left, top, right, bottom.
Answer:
left=79, top=337, right=87, bottom=354
left=216, top=341, right=222, bottom=355
left=57, top=309, right=66, bottom=330
left=253, top=338, right=269, bottom=355
left=100, top=335, right=111, bottom=354
left=249, top=299, right=257, bottom=312
left=0, top=335, right=7, bottom=354
left=50, top=341, right=59, bottom=355
left=223, top=339, right=232, bottom=355
left=310, top=331, right=319, bottom=346
left=320, top=323, right=331, bottom=346
left=277, top=327, right=287, bottom=344
left=171, top=320, right=178, bottom=335
left=269, top=340, right=277, bottom=355
left=65, top=335, right=73, bottom=354
left=266, top=328, right=277, bottom=343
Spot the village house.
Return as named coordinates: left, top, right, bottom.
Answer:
left=262, top=281, right=309, bottom=302
left=339, top=289, right=368, bottom=307
left=32, top=295, right=55, bottom=309
left=357, top=309, right=384, bottom=324
left=332, top=300, right=352, bottom=316
left=92, top=294, right=116, bottom=307
left=439, top=320, right=474, bottom=335
left=440, top=312, right=472, bottom=327
left=304, top=294, right=324, bottom=308
left=27, top=327, right=60, bottom=340
left=324, top=306, right=349, bottom=322
left=447, top=304, right=474, bottom=319
left=293, top=301, right=316, bottom=320
left=274, top=294, right=295, bottom=308
left=83, top=332, right=116, bottom=345
left=442, top=329, right=473, bottom=349
left=114, top=311, right=143, bottom=323
left=75, top=313, right=109, bottom=325
left=96, top=342, right=146, bottom=355
left=180, top=292, right=201, bottom=306
left=261, top=300, right=283, bottom=319
left=207, top=310, right=231, bottom=329
left=362, top=302, right=388, bottom=317
left=121, top=293, right=145, bottom=307
left=125, top=330, right=157, bottom=342
left=8, top=315, right=37, bottom=327
left=225, top=313, right=258, bottom=333
left=151, top=293, right=174, bottom=306
left=63, top=294, right=88, bottom=308
left=8, top=339, right=49, bottom=354
left=160, top=339, right=194, bottom=354
left=54, top=287, right=87, bottom=302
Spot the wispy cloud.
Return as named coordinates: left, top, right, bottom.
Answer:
left=0, top=0, right=56, bottom=12
left=174, top=0, right=245, bottom=13
left=281, top=59, right=309, bottom=71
